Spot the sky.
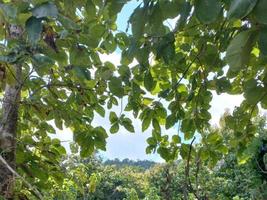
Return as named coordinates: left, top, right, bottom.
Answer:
left=53, top=1, right=248, bottom=162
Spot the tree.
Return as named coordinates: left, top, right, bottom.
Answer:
left=0, top=0, right=130, bottom=198
left=0, top=0, right=267, bottom=198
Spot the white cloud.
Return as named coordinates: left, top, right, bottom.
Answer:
left=209, top=92, right=244, bottom=126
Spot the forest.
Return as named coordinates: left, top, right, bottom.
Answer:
left=0, top=0, right=267, bottom=199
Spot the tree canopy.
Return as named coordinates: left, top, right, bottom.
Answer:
left=0, top=0, right=267, bottom=198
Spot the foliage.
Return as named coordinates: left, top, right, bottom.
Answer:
left=42, top=155, right=148, bottom=200
left=0, top=0, right=267, bottom=197
left=19, top=113, right=267, bottom=199
left=104, top=158, right=156, bottom=170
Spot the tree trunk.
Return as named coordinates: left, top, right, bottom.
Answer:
left=0, top=64, right=22, bottom=199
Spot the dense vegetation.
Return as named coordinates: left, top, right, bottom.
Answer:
left=15, top=115, right=267, bottom=199
left=103, top=159, right=156, bottom=170
left=0, top=0, right=267, bottom=199
left=44, top=113, right=267, bottom=200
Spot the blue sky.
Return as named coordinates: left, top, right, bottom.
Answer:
left=117, top=0, right=139, bottom=32
left=53, top=1, right=246, bottom=162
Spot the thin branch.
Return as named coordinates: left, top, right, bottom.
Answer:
left=0, top=155, right=43, bottom=200
left=184, top=136, right=201, bottom=200
left=255, top=158, right=267, bottom=174
left=29, top=82, right=95, bottom=98
left=120, top=97, right=124, bottom=116
left=185, top=137, right=196, bottom=183
left=173, top=44, right=205, bottom=90
left=195, top=152, right=201, bottom=197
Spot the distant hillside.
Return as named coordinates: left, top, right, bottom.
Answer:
left=104, top=158, right=157, bottom=170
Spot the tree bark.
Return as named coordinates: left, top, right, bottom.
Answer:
left=0, top=64, right=22, bottom=199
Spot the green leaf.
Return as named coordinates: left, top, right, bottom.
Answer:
left=80, top=144, right=94, bottom=157
left=85, top=0, right=96, bottom=21
left=180, top=143, right=190, bottom=159
left=259, top=28, right=267, bottom=55
left=55, top=117, right=63, bottom=130
left=69, top=46, right=91, bottom=67
left=172, top=135, right=181, bottom=144
left=244, top=79, right=264, bottom=104
left=0, top=4, right=17, bottom=20
left=101, top=34, right=117, bottom=53
left=121, top=119, right=135, bottom=133
left=147, top=137, right=157, bottom=146
left=110, top=123, right=119, bottom=134
left=90, top=24, right=106, bottom=38
left=207, top=132, right=222, bottom=143
left=195, top=0, right=222, bottom=24
left=32, top=54, right=54, bottom=76
left=253, top=0, right=267, bottom=24
left=109, top=112, right=118, bottom=123
left=29, top=162, right=48, bottom=181
left=25, top=16, right=42, bottom=44
left=32, top=2, right=58, bottom=18
left=152, top=119, right=161, bottom=133
left=58, top=14, right=80, bottom=30
left=129, top=7, right=146, bottom=39
left=142, top=116, right=151, bottom=132
left=95, top=105, right=105, bottom=117
left=157, top=147, right=170, bottom=161
left=165, top=114, right=176, bottom=129
left=181, top=119, right=195, bottom=140
left=0, top=54, right=17, bottom=63
left=32, top=54, right=55, bottom=67
left=159, top=0, right=181, bottom=19
left=156, top=33, right=175, bottom=64
left=73, top=67, right=91, bottom=80
left=108, top=77, right=124, bottom=98
left=175, top=1, right=191, bottom=31
left=227, top=0, right=258, bottom=19
left=144, top=71, right=156, bottom=92
left=225, top=31, right=256, bottom=72
left=107, top=0, right=128, bottom=17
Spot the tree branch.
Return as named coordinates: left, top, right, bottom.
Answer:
left=0, top=155, right=43, bottom=200
left=184, top=136, right=202, bottom=200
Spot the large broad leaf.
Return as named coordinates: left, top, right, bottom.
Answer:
left=159, top=0, right=181, bottom=19
left=85, top=0, right=96, bottom=20
left=144, top=71, right=156, bottom=92
left=175, top=1, right=191, bottom=31
left=225, top=31, right=256, bottom=72
left=107, top=0, right=128, bottom=17
left=244, top=79, right=264, bottom=104
left=69, top=46, right=91, bottom=67
left=253, top=0, right=267, bottom=24
left=142, top=116, right=152, bottom=132
left=58, top=14, right=80, bottom=30
left=181, top=119, right=195, bottom=140
left=0, top=4, right=17, bottom=20
left=259, top=28, right=267, bottom=55
left=32, top=2, right=58, bottom=18
left=108, top=77, right=124, bottom=98
left=165, top=114, right=177, bottom=129
left=32, top=54, right=55, bottom=68
left=227, top=0, right=258, bottom=19
left=195, top=0, right=222, bottom=24
left=25, top=16, right=42, bottom=44
left=129, top=7, right=146, bottom=39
